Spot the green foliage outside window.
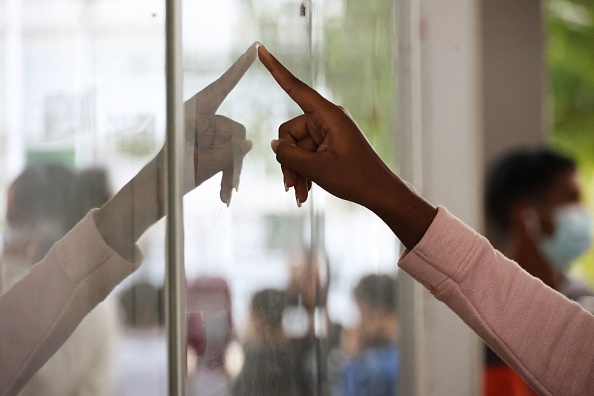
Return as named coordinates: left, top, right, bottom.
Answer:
left=321, top=0, right=396, bottom=168
left=546, top=0, right=594, bottom=283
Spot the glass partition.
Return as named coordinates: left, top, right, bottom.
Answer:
left=1, top=0, right=399, bottom=395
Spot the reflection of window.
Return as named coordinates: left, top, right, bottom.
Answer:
left=109, top=113, right=157, bottom=156
left=44, top=90, right=96, bottom=142
left=44, top=93, right=81, bottom=140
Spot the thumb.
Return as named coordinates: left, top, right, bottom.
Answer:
left=271, top=139, right=318, bottom=180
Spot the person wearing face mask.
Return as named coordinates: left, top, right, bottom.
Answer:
left=483, top=147, right=594, bottom=396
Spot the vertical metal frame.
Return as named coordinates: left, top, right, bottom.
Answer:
left=395, top=0, right=426, bottom=394
left=307, top=1, right=330, bottom=394
left=164, top=0, right=186, bottom=394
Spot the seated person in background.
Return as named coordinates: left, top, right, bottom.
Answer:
left=0, top=163, right=119, bottom=396
left=232, top=288, right=299, bottom=396
left=483, top=148, right=593, bottom=396
left=0, top=42, right=256, bottom=396
left=341, top=274, right=399, bottom=396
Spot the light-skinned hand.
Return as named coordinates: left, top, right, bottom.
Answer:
left=96, top=43, right=258, bottom=259
left=183, top=42, right=257, bottom=205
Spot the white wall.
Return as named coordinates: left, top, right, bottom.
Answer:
left=418, top=0, right=484, bottom=394
left=397, top=0, right=484, bottom=394
left=397, top=0, right=547, bottom=394
left=398, top=0, right=483, bottom=396
left=482, top=0, right=547, bottom=164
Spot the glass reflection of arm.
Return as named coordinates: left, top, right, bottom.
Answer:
left=0, top=43, right=257, bottom=396
left=95, top=42, right=258, bottom=260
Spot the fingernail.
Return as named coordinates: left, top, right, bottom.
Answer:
left=296, top=197, right=302, bottom=208
left=284, top=182, right=289, bottom=192
left=271, top=139, right=279, bottom=153
left=317, top=144, right=329, bottom=153
left=221, top=189, right=233, bottom=207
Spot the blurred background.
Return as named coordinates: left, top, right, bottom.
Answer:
left=1, top=0, right=593, bottom=395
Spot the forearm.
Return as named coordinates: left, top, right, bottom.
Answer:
left=94, top=151, right=165, bottom=261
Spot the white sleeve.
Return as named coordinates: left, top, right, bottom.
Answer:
left=0, top=209, right=141, bottom=396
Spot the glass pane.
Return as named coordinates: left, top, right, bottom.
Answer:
left=1, top=0, right=398, bottom=395
left=182, top=1, right=399, bottom=395
left=0, top=1, right=169, bottom=395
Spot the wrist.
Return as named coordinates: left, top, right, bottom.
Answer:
left=131, top=155, right=165, bottom=234
left=365, top=172, right=437, bottom=251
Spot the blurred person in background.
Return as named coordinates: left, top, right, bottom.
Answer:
left=483, top=147, right=594, bottom=396
left=339, top=273, right=399, bottom=396
left=232, top=288, right=299, bottom=396
left=74, top=167, right=113, bottom=222
left=0, top=163, right=119, bottom=396
left=284, top=249, right=343, bottom=396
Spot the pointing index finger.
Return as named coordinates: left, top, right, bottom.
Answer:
left=258, top=44, right=330, bottom=113
left=194, top=42, right=259, bottom=114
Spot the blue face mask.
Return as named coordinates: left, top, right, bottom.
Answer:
left=539, top=205, right=593, bottom=272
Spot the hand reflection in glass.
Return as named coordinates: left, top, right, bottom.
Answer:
left=97, top=42, right=259, bottom=260
left=1, top=43, right=259, bottom=396
left=183, top=42, right=258, bottom=206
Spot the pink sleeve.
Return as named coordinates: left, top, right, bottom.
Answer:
left=399, top=207, right=594, bottom=396
left=0, top=209, right=142, bottom=396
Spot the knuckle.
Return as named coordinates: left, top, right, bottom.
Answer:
left=275, top=143, right=287, bottom=163
left=279, top=120, right=290, bottom=132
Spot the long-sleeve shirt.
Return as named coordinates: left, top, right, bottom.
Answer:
left=0, top=209, right=141, bottom=396
left=399, top=207, right=594, bottom=396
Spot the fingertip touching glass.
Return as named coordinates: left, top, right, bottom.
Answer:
left=0, top=0, right=399, bottom=395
